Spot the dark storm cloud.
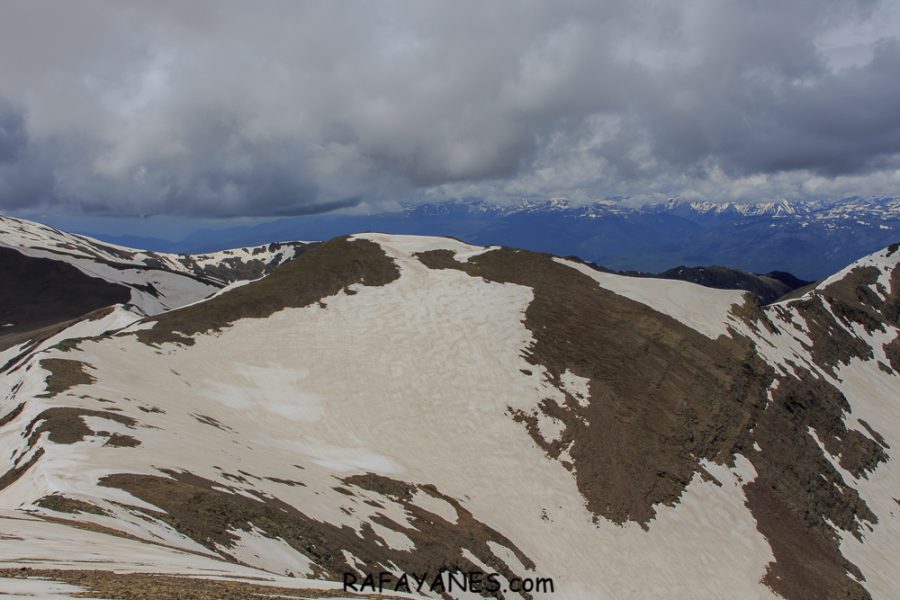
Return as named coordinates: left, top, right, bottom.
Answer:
left=641, top=35, right=900, bottom=178
left=0, top=0, right=898, bottom=216
left=0, top=99, right=26, bottom=164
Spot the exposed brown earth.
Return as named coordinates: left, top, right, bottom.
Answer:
left=823, top=265, right=898, bottom=330
left=729, top=293, right=779, bottom=335
left=415, top=245, right=890, bottom=600
left=39, top=358, right=97, bottom=396
left=190, top=413, right=231, bottom=431
left=744, top=371, right=884, bottom=600
left=103, top=433, right=141, bottom=447
left=0, top=449, right=44, bottom=492
left=135, top=238, right=400, bottom=346
left=99, top=469, right=534, bottom=598
left=345, top=473, right=536, bottom=597
left=886, top=264, right=900, bottom=322
left=792, top=295, right=874, bottom=376
left=264, top=476, right=306, bottom=487
left=793, top=262, right=900, bottom=375
left=0, top=402, right=25, bottom=427
left=858, top=419, right=890, bottom=449
left=24, top=407, right=137, bottom=447
left=35, top=494, right=111, bottom=516
left=736, top=261, right=898, bottom=600
left=885, top=335, right=900, bottom=372
left=416, top=247, right=773, bottom=526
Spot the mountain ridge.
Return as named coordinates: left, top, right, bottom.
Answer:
left=0, top=225, right=897, bottom=598
left=0, top=215, right=314, bottom=350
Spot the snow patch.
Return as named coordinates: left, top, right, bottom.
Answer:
left=411, top=489, right=459, bottom=525
left=552, top=257, right=742, bottom=339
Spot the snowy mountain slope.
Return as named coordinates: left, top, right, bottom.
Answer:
left=0, top=214, right=311, bottom=318
left=0, top=233, right=897, bottom=599
left=0, top=247, right=133, bottom=344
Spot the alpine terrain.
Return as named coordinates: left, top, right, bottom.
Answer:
left=0, top=218, right=898, bottom=599
left=0, top=215, right=311, bottom=362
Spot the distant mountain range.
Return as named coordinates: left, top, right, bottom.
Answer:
left=86, top=197, right=900, bottom=280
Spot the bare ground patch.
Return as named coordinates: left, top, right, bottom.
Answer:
left=416, top=247, right=773, bottom=526
left=190, top=413, right=231, bottom=431
left=135, top=238, right=400, bottom=346
left=39, top=359, right=96, bottom=396
left=745, top=371, right=885, bottom=600
left=885, top=334, right=900, bottom=372
left=0, top=402, right=25, bottom=427
left=99, top=469, right=534, bottom=598
left=103, top=433, right=141, bottom=448
left=0, top=449, right=44, bottom=492
left=35, top=494, right=110, bottom=516
left=791, top=262, right=900, bottom=375
left=24, top=407, right=137, bottom=447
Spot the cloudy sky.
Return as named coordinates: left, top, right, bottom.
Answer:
left=1, top=0, right=899, bottom=221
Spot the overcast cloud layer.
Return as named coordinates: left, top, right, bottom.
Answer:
left=1, top=0, right=899, bottom=217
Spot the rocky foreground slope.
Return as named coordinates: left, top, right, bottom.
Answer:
left=0, top=231, right=898, bottom=599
